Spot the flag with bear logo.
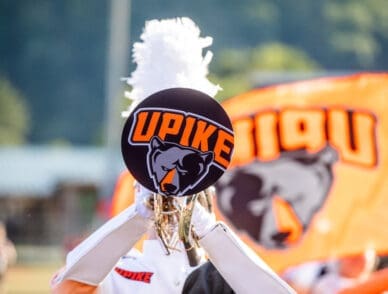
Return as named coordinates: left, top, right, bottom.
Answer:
left=214, top=73, right=388, bottom=271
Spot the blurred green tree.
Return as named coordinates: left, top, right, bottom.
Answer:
left=250, top=42, right=321, bottom=71
left=0, top=77, right=30, bottom=145
left=211, top=42, right=320, bottom=101
left=324, top=0, right=388, bottom=68
left=1, top=0, right=387, bottom=144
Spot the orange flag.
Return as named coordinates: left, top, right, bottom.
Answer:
left=111, top=73, right=388, bottom=272
left=110, top=171, right=135, bottom=217
left=215, top=73, right=388, bottom=271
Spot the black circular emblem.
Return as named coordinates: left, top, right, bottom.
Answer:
left=121, top=88, right=234, bottom=197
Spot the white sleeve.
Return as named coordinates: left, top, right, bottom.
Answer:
left=282, top=261, right=326, bottom=289
left=198, top=222, right=296, bottom=294
left=52, top=204, right=152, bottom=286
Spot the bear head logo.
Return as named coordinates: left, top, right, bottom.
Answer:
left=215, top=145, right=338, bottom=249
left=147, top=136, right=214, bottom=196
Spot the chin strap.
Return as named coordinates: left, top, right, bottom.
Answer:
left=198, top=222, right=296, bottom=294
left=52, top=205, right=152, bottom=287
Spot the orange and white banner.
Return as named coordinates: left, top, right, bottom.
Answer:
left=111, top=73, right=388, bottom=272
left=216, top=73, right=388, bottom=271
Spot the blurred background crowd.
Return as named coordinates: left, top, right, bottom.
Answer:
left=0, top=0, right=387, bottom=293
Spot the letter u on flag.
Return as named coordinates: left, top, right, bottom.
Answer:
left=214, top=73, right=388, bottom=272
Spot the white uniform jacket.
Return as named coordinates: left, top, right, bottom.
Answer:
left=52, top=204, right=295, bottom=294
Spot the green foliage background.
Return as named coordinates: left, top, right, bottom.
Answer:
left=0, top=0, right=387, bottom=145
left=0, top=78, right=29, bottom=144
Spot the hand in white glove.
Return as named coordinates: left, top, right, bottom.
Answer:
left=191, top=201, right=217, bottom=239
left=134, top=182, right=154, bottom=220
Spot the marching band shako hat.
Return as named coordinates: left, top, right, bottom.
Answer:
left=120, top=17, right=233, bottom=196
left=119, top=17, right=231, bottom=263
left=121, top=87, right=234, bottom=197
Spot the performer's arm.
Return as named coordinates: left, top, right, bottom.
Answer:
left=51, top=185, right=153, bottom=293
left=192, top=203, right=296, bottom=294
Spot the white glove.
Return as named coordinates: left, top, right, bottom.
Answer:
left=134, top=182, right=154, bottom=219
left=191, top=201, right=217, bottom=239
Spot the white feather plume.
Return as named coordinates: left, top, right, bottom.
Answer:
left=122, top=17, right=221, bottom=117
